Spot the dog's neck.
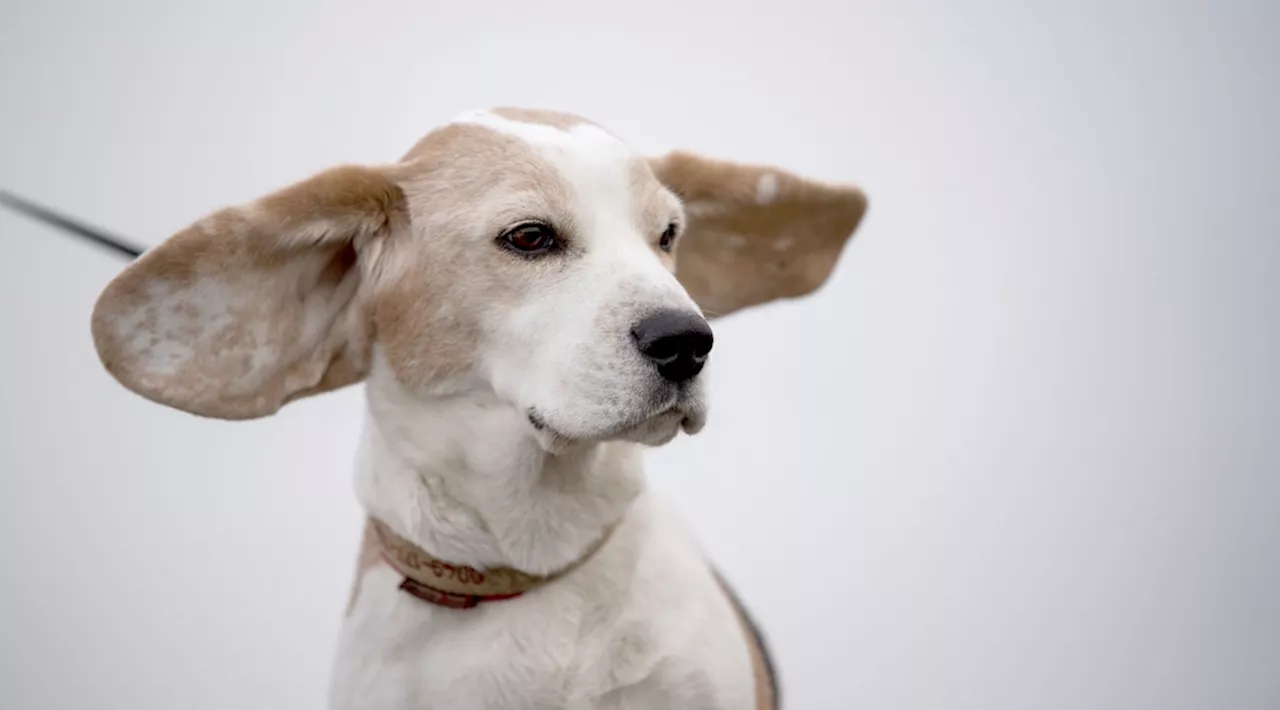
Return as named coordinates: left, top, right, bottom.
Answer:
left=354, top=358, right=645, bottom=576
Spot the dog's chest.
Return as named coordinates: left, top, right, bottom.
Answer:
left=330, top=581, right=694, bottom=708
left=328, top=497, right=755, bottom=709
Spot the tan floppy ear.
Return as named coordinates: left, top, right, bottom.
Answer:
left=648, top=151, right=868, bottom=318
left=90, top=165, right=408, bottom=420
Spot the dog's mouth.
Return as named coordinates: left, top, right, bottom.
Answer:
left=527, top=397, right=705, bottom=453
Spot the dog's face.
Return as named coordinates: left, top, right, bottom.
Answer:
left=90, top=108, right=867, bottom=445
left=379, top=110, right=709, bottom=448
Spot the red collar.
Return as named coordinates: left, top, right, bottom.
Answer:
left=385, top=563, right=529, bottom=609
left=369, top=518, right=610, bottom=610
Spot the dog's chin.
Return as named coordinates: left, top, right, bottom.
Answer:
left=528, top=404, right=707, bottom=454
left=614, top=410, right=692, bottom=446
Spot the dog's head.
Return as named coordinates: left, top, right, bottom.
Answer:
left=90, top=108, right=866, bottom=449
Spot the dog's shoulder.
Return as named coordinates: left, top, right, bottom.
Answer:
left=622, top=494, right=779, bottom=709
left=589, top=493, right=769, bottom=706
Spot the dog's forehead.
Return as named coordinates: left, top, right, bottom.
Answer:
left=454, top=107, right=629, bottom=155
left=397, top=108, right=677, bottom=247
left=450, top=108, right=640, bottom=196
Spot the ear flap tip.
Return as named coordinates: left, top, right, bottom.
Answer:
left=845, top=183, right=870, bottom=212
left=89, top=281, right=272, bottom=421
left=806, top=184, right=868, bottom=295
left=829, top=183, right=869, bottom=229
left=89, top=267, right=142, bottom=398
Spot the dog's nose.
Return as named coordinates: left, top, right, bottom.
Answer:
left=630, top=310, right=714, bottom=383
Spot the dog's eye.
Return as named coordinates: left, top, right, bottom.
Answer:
left=659, top=222, right=679, bottom=252
left=501, top=222, right=559, bottom=256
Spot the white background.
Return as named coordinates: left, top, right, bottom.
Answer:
left=2, top=2, right=1277, bottom=708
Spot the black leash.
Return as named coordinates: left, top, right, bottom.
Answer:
left=1, top=189, right=144, bottom=260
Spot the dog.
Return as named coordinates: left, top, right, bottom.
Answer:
left=88, top=107, right=867, bottom=709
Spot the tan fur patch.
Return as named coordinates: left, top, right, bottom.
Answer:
left=90, top=165, right=408, bottom=419
left=376, top=122, right=583, bottom=391
left=649, top=151, right=868, bottom=318
left=628, top=158, right=683, bottom=269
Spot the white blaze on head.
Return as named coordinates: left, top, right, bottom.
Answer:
left=454, top=111, right=634, bottom=240
left=453, top=110, right=691, bottom=300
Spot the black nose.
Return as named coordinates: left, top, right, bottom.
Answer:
left=630, top=310, right=714, bottom=383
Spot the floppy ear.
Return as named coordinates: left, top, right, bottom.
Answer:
left=648, top=151, right=868, bottom=318
left=90, top=165, right=408, bottom=420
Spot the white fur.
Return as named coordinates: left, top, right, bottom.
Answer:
left=327, top=113, right=756, bottom=709
left=755, top=173, right=780, bottom=205
left=332, top=358, right=753, bottom=709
